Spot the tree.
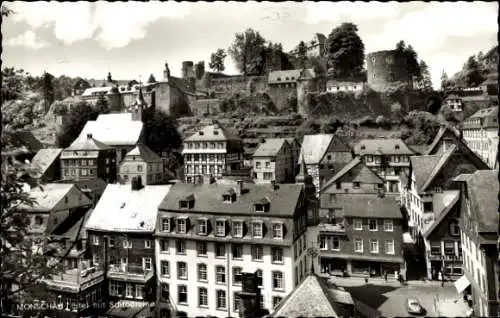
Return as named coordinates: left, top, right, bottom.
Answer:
left=56, top=101, right=99, bottom=148
left=441, top=71, right=450, bottom=90
left=463, top=55, right=485, bottom=87
left=147, top=74, right=157, bottom=84
left=94, top=94, right=110, bottom=114
left=1, top=129, right=66, bottom=315
left=142, top=108, right=182, bottom=154
left=209, top=48, right=227, bottom=73
left=228, top=28, right=267, bottom=75
left=297, top=41, right=308, bottom=69
left=40, top=72, right=55, bottom=111
left=395, top=41, right=421, bottom=78
left=1, top=3, right=14, bottom=17
left=1, top=67, right=25, bottom=101
left=325, top=22, right=365, bottom=79
left=419, top=60, right=433, bottom=90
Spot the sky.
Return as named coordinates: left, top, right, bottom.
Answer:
left=2, top=1, right=498, bottom=90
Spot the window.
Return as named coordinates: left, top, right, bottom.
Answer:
left=144, top=240, right=151, bottom=249
left=233, top=292, right=241, bottom=312
left=197, top=263, right=208, bottom=281
left=177, top=218, right=187, bottom=233
left=354, top=238, right=363, bottom=253
left=384, top=220, right=394, bottom=232
left=263, top=172, right=273, bottom=180
left=265, top=161, right=271, bottom=169
left=431, top=242, right=441, bottom=255
left=272, top=271, right=284, bottom=290
left=273, top=296, right=283, bottom=309
left=176, top=240, right=186, bottom=254
left=354, top=219, right=362, bottom=230
left=329, top=193, right=336, bottom=203
left=137, top=165, right=143, bottom=172
left=332, top=237, right=340, bottom=250
left=197, top=241, right=208, bottom=256
left=123, top=240, right=132, bottom=249
left=143, top=257, right=152, bottom=270
left=126, top=284, right=134, bottom=298
left=449, top=221, right=460, bottom=236
left=110, top=281, right=123, bottom=296
left=215, top=220, right=226, bottom=236
left=251, top=245, right=264, bottom=261
left=256, top=161, right=261, bottom=169
left=232, top=244, right=243, bottom=259
left=256, top=269, right=263, bottom=287
left=370, top=239, right=379, bottom=253
left=319, top=236, right=327, bottom=250
left=198, top=287, right=208, bottom=307
left=385, top=240, right=395, bottom=255
left=216, top=290, right=226, bottom=310
left=272, top=223, right=283, bottom=239
left=177, top=262, right=187, bottom=279
left=272, top=247, right=283, bottom=263
left=161, top=261, right=170, bottom=277
left=161, top=218, right=171, bottom=232
left=216, top=266, right=226, bottom=284
left=252, top=222, right=263, bottom=238
left=160, top=239, right=169, bottom=253
left=198, top=219, right=207, bottom=235
left=444, top=241, right=455, bottom=255
left=369, top=219, right=378, bottom=231
left=353, top=182, right=360, bottom=188
left=233, top=267, right=242, bottom=285
left=178, top=285, right=187, bottom=304
left=232, top=221, right=243, bottom=237
left=216, top=243, right=226, bottom=258
left=92, top=235, right=99, bottom=246
left=336, top=182, right=341, bottom=189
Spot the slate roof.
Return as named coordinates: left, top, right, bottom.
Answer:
left=339, top=195, right=403, bottom=219
left=20, top=183, right=76, bottom=212
left=185, top=123, right=241, bottom=142
left=407, top=144, right=429, bottom=155
left=125, top=144, right=162, bottom=162
left=299, top=134, right=334, bottom=165
left=65, top=135, right=111, bottom=151
left=76, top=113, right=144, bottom=146
left=85, top=184, right=171, bottom=233
left=463, top=106, right=498, bottom=129
left=252, top=138, right=287, bottom=157
left=464, top=170, right=499, bottom=233
left=268, top=69, right=304, bottom=84
left=422, top=191, right=460, bottom=238
left=425, top=126, right=460, bottom=155
left=271, top=274, right=341, bottom=317
left=410, top=154, right=446, bottom=194
left=30, top=148, right=63, bottom=176
left=320, top=157, right=384, bottom=193
left=158, top=183, right=303, bottom=217
left=353, top=138, right=415, bottom=156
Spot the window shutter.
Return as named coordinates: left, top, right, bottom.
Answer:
left=282, top=224, right=287, bottom=238
left=206, top=219, right=212, bottom=235
left=262, top=222, right=268, bottom=237
left=185, top=218, right=191, bottom=233
left=170, top=217, right=175, bottom=232
left=242, top=222, right=248, bottom=237
left=224, top=220, right=230, bottom=236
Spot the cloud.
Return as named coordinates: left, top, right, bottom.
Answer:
left=9, top=1, right=192, bottom=50
left=6, top=30, right=50, bottom=50
left=304, top=1, right=403, bottom=24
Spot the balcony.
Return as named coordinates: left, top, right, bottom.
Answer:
left=108, top=264, right=154, bottom=283
left=43, top=263, right=105, bottom=293
left=427, top=252, right=463, bottom=262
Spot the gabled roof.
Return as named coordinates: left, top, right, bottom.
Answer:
left=353, top=138, right=415, bottom=156
left=320, top=157, right=384, bottom=193
left=76, top=113, right=144, bottom=146
left=31, top=148, right=63, bottom=176
left=271, top=274, right=342, bottom=317
left=463, top=106, right=498, bottom=129
left=158, top=183, right=303, bottom=217
left=252, top=138, right=287, bottom=157
left=339, top=195, right=403, bottom=219
left=20, top=183, right=77, bottom=212
left=65, top=135, right=111, bottom=151
left=423, top=191, right=460, bottom=238
left=268, top=69, right=303, bottom=84
left=85, top=184, right=171, bottom=233
left=425, top=126, right=460, bottom=155
left=299, top=134, right=334, bottom=164
left=125, top=144, right=161, bottom=162
left=464, top=170, right=499, bottom=233
left=185, top=123, right=241, bottom=142
left=407, top=144, right=429, bottom=155
left=419, top=144, right=458, bottom=193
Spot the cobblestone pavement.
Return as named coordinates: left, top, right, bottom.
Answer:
left=324, top=276, right=463, bottom=317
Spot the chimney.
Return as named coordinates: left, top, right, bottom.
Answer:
left=87, top=133, right=93, bottom=140
left=237, top=271, right=265, bottom=318
left=235, top=180, right=244, bottom=196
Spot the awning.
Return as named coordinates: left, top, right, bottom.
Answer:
left=454, top=275, right=471, bottom=294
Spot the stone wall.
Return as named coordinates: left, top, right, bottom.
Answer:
left=267, top=83, right=296, bottom=111
left=366, top=50, right=412, bottom=92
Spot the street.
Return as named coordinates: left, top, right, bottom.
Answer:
left=324, top=276, right=462, bottom=317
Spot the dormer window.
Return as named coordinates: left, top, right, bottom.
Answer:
left=176, top=217, right=188, bottom=234
left=277, top=77, right=281, bottom=81
left=255, top=198, right=270, bottom=212
left=179, top=194, right=195, bottom=209
left=214, top=130, right=219, bottom=135
left=272, top=223, right=284, bottom=239
left=198, top=218, right=208, bottom=235
left=252, top=221, right=263, bottom=238
left=395, top=145, right=400, bottom=150
left=199, top=131, right=204, bottom=136
left=232, top=220, right=243, bottom=237
left=215, top=219, right=226, bottom=237
left=222, top=190, right=236, bottom=203
left=361, top=145, right=366, bottom=150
